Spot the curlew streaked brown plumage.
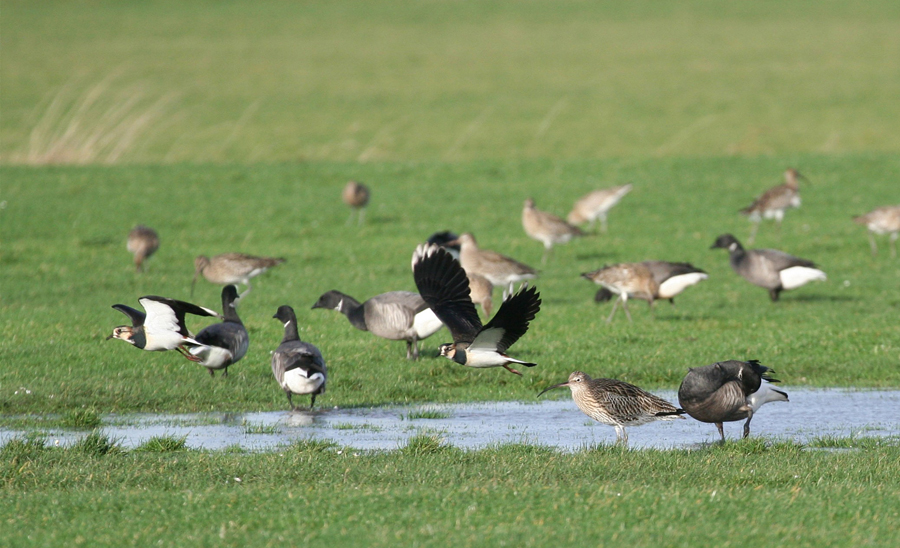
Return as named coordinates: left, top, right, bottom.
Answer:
left=853, top=205, right=900, bottom=258
left=538, top=371, right=685, bottom=445
left=192, top=253, right=285, bottom=299
left=740, top=168, right=806, bottom=244
left=453, top=233, right=537, bottom=293
left=522, top=198, right=585, bottom=264
left=567, top=184, right=633, bottom=233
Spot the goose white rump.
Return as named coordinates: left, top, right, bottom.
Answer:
left=779, top=266, right=827, bottom=290
left=657, top=272, right=709, bottom=300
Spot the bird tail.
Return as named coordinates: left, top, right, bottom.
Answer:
left=655, top=409, right=687, bottom=418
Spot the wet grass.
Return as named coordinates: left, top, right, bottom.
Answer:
left=242, top=421, right=280, bottom=435
left=404, top=410, right=452, bottom=420
left=1, top=436, right=898, bottom=546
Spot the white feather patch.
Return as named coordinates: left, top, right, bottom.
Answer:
left=747, top=381, right=789, bottom=412
left=413, top=308, right=444, bottom=339
left=657, top=272, right=708, bottom=299
left=188, top=345, right=233, bottom=368
left=283, top=370, right=325, bottom=395
left=779, top=266, right=827, bottom=290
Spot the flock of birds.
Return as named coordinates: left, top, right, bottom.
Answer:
left=108, top=175, right=899, bottom=445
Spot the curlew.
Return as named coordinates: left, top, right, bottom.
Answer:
left=522, top=198, right=586, bottom=264
left=567, top=184, right=633, bottom=233
left=740, top=168, right=807, bottom=244
left=853, top=205, right=900, bottom=258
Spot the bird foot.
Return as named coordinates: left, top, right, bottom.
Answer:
left=502, top=364, right=523, bottom=376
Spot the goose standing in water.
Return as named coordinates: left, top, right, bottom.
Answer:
left=271, top=305, right=327, bottom=411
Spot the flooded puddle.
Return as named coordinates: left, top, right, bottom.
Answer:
left=3, top=388, right=898, bottom=451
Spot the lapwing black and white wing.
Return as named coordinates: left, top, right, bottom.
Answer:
left=112, top=304, right=146, bottom=327
left=469, top=285, right=541, bottom=354
left=412, top=244, right=482, bottom=344
left=139, top=296, right=220, bottom=338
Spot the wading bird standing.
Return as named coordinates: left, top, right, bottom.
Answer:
left=853, top=205, right=900, bottom=258
left=192, top=253, right=285, bottom=298
left=740, top=168, right=807, bottom=244
left=342, top=180, right=370, bottom=225
left=127, top=225, right=159, bottom=273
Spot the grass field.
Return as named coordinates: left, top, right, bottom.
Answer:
left=2, top=1, right=900, bottom=546
left=3, top=435, right=900, bottom=547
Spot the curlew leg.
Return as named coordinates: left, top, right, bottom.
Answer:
left=358, top=208, right=366, bottom=226
left=621, top=297, right=633, bottom=322
left=600, top=214, right=608, bottom=234
left=237, top=281, right=252, bottom=300
left=715, top=422, right=725, bottom=442
left=346, top=210, right=355, bottom=225
left=890, top=233, right=898, bottom=259
left=541, top=245, right=552, bottom=265
left=742, top=414, right=753, bottom=438
left=606, top=297, right=620, bottom=323
left=748, top=221, right=759, bottom=245
left=867, top=232, right=878, bottom=257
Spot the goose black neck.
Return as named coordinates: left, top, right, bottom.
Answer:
left=347, top=305, right=368, bottom=331
left=282, top=313, right=301, bottom=343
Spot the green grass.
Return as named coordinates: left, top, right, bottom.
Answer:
left=2, top=156, right=899, bottom=415
left=404, top=410, right=452, bottom=420
left=2, top=436, right=899, bottom=546
left=3, top=0, right=900, bottom=163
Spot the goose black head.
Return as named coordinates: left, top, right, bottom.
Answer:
left=311, top=290, right=346, bottom=311
left=710, top=234, right=743, bottom=252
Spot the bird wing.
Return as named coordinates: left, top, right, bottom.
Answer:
left=754, top=249, right=817, bottom=271
left=112, top=304, right=146, bottom=327
left=195, top=322, right=249, bottom=361
left=274, top=342, right=327, bottom=377
left=370, top=291, right=430, bottom=315
left=412, top=244, right=482, bottom=344
left=470, top=284, right=541, bottom=353
left=140, top=296, right=220, bottom=338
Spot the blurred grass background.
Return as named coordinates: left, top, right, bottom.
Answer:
left=2, top=0, right=899, bottom=163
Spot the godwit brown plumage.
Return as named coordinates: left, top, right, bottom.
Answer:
left=567, top=184, right=633, bottom=233
left=192, top=253, right=285, bottom=298
left=127, top=225, right=159, bottom=272
left=453, top=233, right=537, bottom=293
left=853, top=205, right=900, bottom=258
left=678, top=360, right=788, bottom=441
left=740, top=168, right=806, bottom=244
left=538, top=371, right=685, bottom=445
left=342, top=180, right=370, bottom=225
left=522, top=198, right=585, bottom=264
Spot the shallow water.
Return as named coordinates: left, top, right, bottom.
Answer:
left=4, top=388, right=899, bottom=451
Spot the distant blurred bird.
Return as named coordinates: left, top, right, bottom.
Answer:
left=342, top=180, right=370, bottom=225
left=740, top=168, right=807, bottom=244
left=522, top=198, right=585, bottom=264
left=312, top=289, right=443, bottom=360
left=107, top=296, right=220, bottom=359
left=853, top=205, right=900, bottom=258
left=413, top=244, right=541, bottom=376
left=426, top=230, right=461, bottom=259
left=567, top=184, right=633, bottom=233
left=127, top=225, right=159, bottom=272
left=271, top=305, right=327, bottom=411
left=538, top=371, right=685, bottom=445
left=582, top=263, right=657, bottom=322
left=710, top=234, right=826, bottom=302
left=592, top=261, right=708, bottom=307
left=678, top=360, right=788, bottom=441
left=192, top=253, right=285, bottom=298
left=453, top=232, right=537, bottom=293
left=185, top=285, right=249, bottom=377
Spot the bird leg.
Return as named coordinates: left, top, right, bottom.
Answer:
left=358, top=208, right=366, bottom=226
left=177, top=346, right=202, bottom=362
left=867, top=232, right=878, bottom=257
left=502, top=364, right=523, bottom=376
left=890, top=233, right=898, bottom=259
left=207, top=368, right=215, bottom=377
left=614, top=425, right=628, bottom=446
left=599, top=214, right=608, bottom=234
left=742, top=413, right=753, bottom=439
left=621, top=298, right=633, bottom=322
left=606, top=298, right=620, bottom=323
left=747, top=221, right=759, bottom=245
left=768, top=287, right=781, bottom=302
left=541, top=245, right=553, bottom=266
left=286, top=392, right=296, bottom=411
left=238, top=281, right=252, bottom=300
left=223, top=367, right=228, bottom=378
left=310, top=394, right=317, bottom=410
left=346, top=210, right=355, bottom=225
left=715, top=422, right=725, bottom=442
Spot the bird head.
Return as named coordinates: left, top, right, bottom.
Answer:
left=107, top=326, right=135, bottom=344
left=537, top=371, right=589, bottom=397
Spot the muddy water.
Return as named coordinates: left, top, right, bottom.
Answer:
left=4, top=388, right=898, bottom=451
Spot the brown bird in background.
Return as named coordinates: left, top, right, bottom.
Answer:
left=539, top=371, right=685, bottom=445
left=453, top=233, right=537, bottom=293
left=127, top=225, right=159, bottom=272
left=853, top=205, right=900, bottom=258
left=740, top=168, right=807, bottom=244
left=192, top=253, right=285, bottom=298
left=567, top=184, right=633, bottom=233
left=522, top=198, right=585, bottom=264
left=342, top=180, right=370, bottom=225
left=582, top=263, right=657, bottom=322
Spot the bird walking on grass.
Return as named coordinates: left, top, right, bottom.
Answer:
left=342, top=180, right=370, bottom=225
left=592, top=261, right=708, bottom=307
left=192, top=253, right=285, bottom=298
left=567, top=184, right=633, bottom=233
left=538, top=371, right=685, bottom=445
left=412, top=244, right=541, bottom=376
left=452, top=232, right=537, bottom=293
left=107, top=296, right=221, bottom=360
left=185, top=285, right=249, bottom=377
left=522, top=198, right=586, bottom=264
left=581, top=263, right=657, bottom=323
left=271, top=305, right=327, bottom=411
left=853, top=205, right=900, bottom=258
left=740, top=168, right=807, bottom=244
left=312, top=289, right=443, bottom=360
left=127, top=225, right=159, bottom=273
left=678, top=360, right=788, bottom=441
left=710, top=234, right=826, bottom=302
